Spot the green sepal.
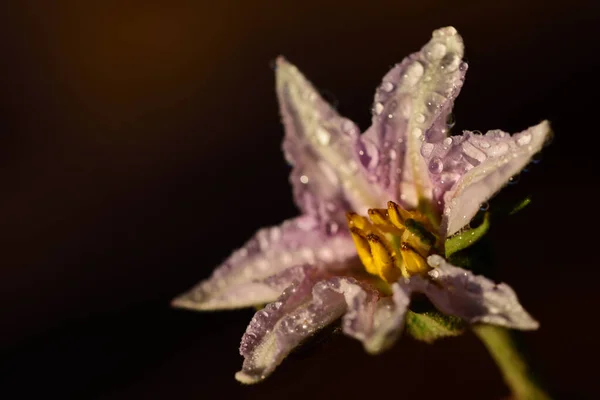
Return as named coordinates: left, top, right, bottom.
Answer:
left=405, top=309, right=466, bottom=343
left=444, top=212, right=491, bottom=258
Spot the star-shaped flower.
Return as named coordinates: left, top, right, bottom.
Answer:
left=173, top=26, right=550, bottom=384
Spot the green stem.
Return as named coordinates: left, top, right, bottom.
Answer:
left=473, top=325, right=552, bottom=400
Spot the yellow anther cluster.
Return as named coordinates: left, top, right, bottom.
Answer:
left=347, top=201, right=439, bottom=282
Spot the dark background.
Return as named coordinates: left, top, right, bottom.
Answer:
left=0, top=1, right=598, bottom=399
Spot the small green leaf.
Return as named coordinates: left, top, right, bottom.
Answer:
left=444, top=212, right=491, bottom=258
left=405, top=310, right=466, bottom=343
left=509, top=196, right=532, bottom=215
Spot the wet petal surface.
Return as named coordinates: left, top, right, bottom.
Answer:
left=276, top=57, right=383, bottom=220
left=362, top=26, right=467, bottom=207
left=412, top=255, right=539, bottom=330
left=421, top=121, right=551, bottom=235
left=172, top=216, right=357, bottom=310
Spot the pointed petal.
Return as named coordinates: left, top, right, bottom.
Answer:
left=421, top=121, right=551, bottom=236
left=236, top=275, right=349, bottom=384
left=415, top=255, right=539, bottom=330
left=276, top=57, right=383, bottom=220
left=171, top=215, right=357, bottom=310
left=362, top=27, right=467, bottom=207
left=350, top=282, right=411, bottom=354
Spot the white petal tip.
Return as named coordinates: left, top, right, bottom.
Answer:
left=235, top=371, right=262, bottom=385
left=169, top=294, right=215, bottom=311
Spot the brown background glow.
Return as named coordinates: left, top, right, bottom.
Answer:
left=0, top=1, right=598, bottom=398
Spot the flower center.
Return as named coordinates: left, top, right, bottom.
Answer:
left=346, top=201, right=440, bottom=282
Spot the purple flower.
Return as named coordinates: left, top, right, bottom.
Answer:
left=172, top=26, right=550, bottom=384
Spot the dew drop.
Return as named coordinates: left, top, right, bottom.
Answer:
left=341, top=119, right=358, bottom=138
left=479, top=141, right=491, bottom=149
left=412, top=128, right=423, bottom=139
left=446, top=113, right=455, bottom=128
left=517, top=133, right=531, bottom=146
left=443, top=137, right=453, bottom=147
left=509, top=174, right=520, bottom=185
left=403, top=61, right=424, bottom=86
left=421, top=142, right=434, bottom=157
left=315, top=127, right=331, bottom=146
left=326, top=221, right=339, bottom=235
left=440, top=53, right=460, bottom=72
left=415, top=113, right=426, bottom=124
left=480, top=201, right=489, bottom=211
left=425, top=42, right=447, bottom=61
left=428, top=157, right=444, bottom=174
left=357, top=139, right=380, bottom=170
left=389, top=149, right=397, bottom=160
left=374, top=102, right=384, bottom=115
left=381, top=81, right=395, bottom=92
left=300, top=175, right=309, bottom=184
left=430, top=269, right=440, bottom=279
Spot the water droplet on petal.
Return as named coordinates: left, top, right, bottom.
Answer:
left=517, top=133, right=531, bottom=146
left=315, top=128, right=331, bottom=145
left=326, top=221, right=339, bottom=235
left=341, top=119, right=358, bottom=138
left=421, top=142, right=434, bottom=157
left=412, top=128, right=423, bottom=139
left=403, top=61, right=424, bottom=86
left=479, top=141, right=491, bottom=149
left=381, top=81, right=395, bottom=92
left=480, top=201, right=490, bottom=211
left=428, top=157, right=444, bottom=174
left=357, top=139, right=380, bottom=170
left=415, top=113, right=426, bottom=124
left=374, top=102, right=384, bottom=115
left=446, top=113, right=455, bottom=128
left=389, top=149, right=397, bottom=160
left=440, top=53, right=460, bottom=72
left=300, top=175, right=309, bottom=184
left=430, top=269, right=440, bottom=279
left=509, top=174, right=520, bottom=185
left=425, top=42, right=447, bottom=61
left=443, top=137, right=453, bottom=147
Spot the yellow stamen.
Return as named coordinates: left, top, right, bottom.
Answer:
left=400, top=242, right=430, bottom=275
left=387, top=201, right=413, bottom=229
left=346, top=202, right=438, bottom=282
left=349, top=227, right=378, bottom=275
left=366, top=233, right=401, bottom=283
left=367, top=208, right=389, bottom=226
left=346, top=212, right=369, bottom=230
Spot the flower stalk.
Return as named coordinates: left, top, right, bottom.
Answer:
left=473, top=325, right=551, bottom=400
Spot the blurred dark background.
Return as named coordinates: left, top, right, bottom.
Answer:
left=0, top=1, right=598, bottom=399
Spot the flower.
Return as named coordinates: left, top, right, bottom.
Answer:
left=172, top=26, right=551, bottom=384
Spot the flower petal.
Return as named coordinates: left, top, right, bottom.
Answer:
left=415, top=255, right=539, bottom=330
left=276, top=57, right=383, bottom=220
left=236, top=275, right=347, bottom=384
left=171, top=215, right=357, bottom=310
left=362, top=26, right=467, bottom=208
left=421, top=121, right=551, bottom=236
left=351, top=282, right=411, bottom=354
